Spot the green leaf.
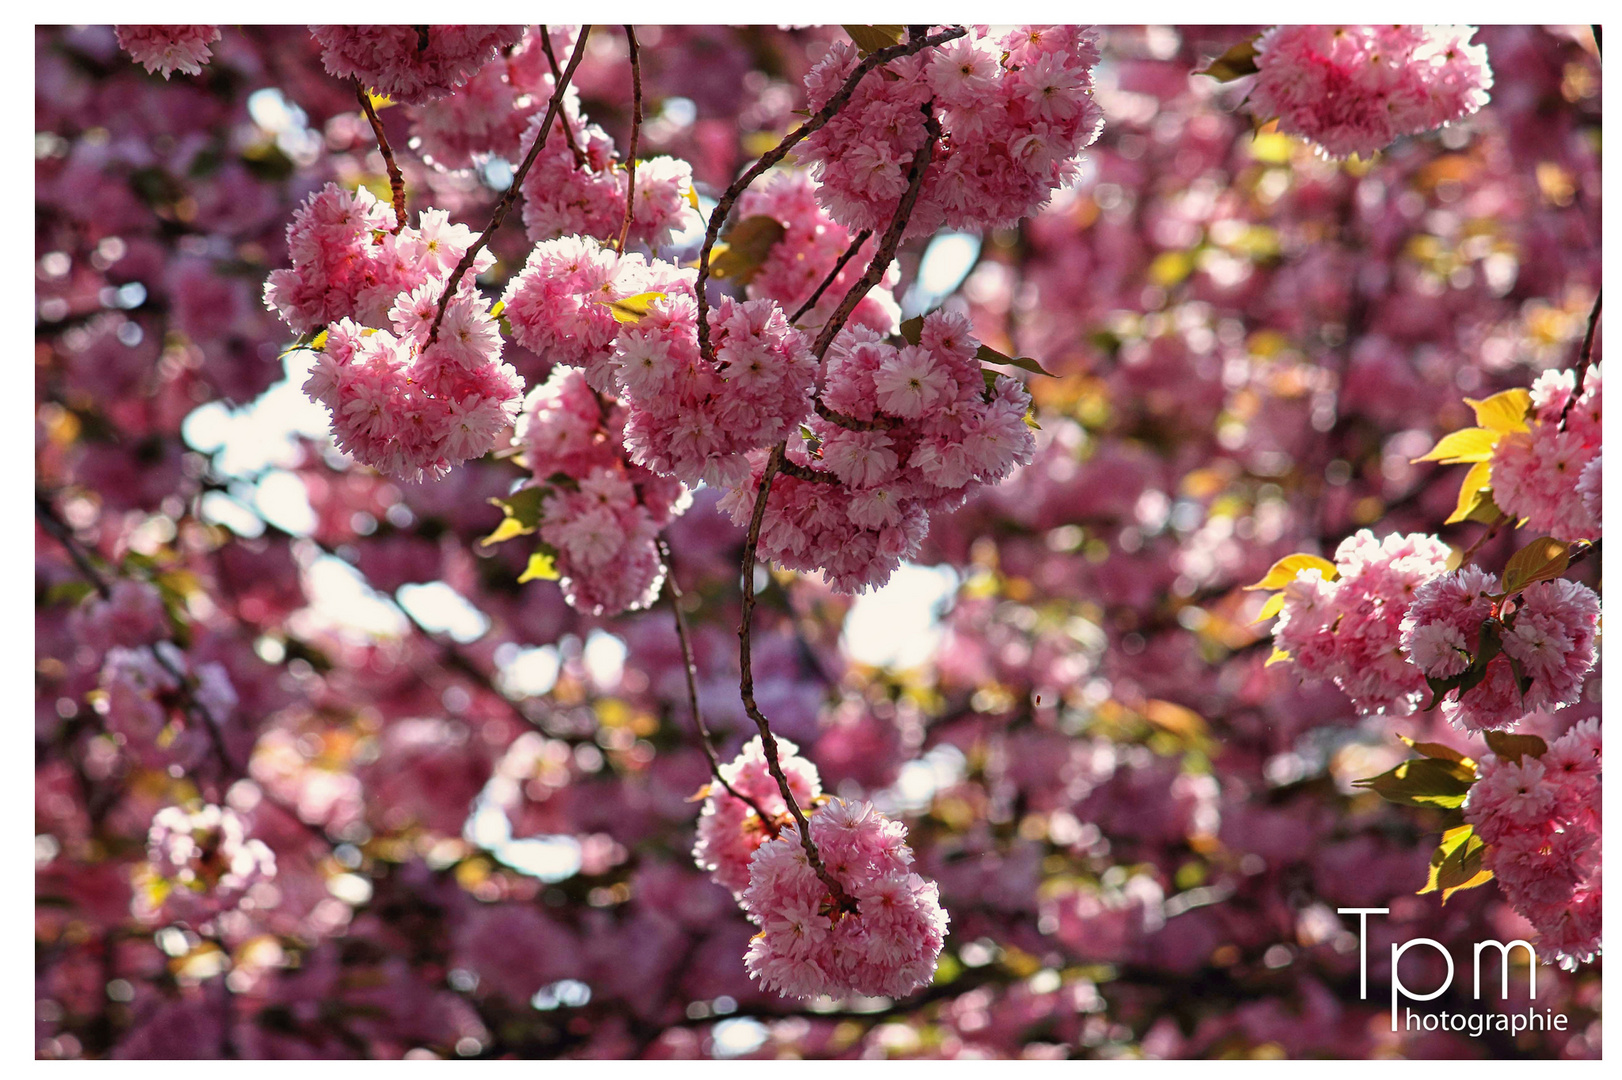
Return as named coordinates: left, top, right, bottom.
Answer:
left=1444, top=461, right=1494, bottom=525
left=480, top=487, right=546, bottom=547
left=1196, top=36, right=1261, bottom=82
left=1423, top=673, right=1463, bottom=712
left=1464, top=488, right=1504, bottom=525
left=516, top=547, right=560, bottom=583
left=844, top=25, right=906, bottom=55
left=1463, top=388, right=1531, bottom=434
left=708, top=215, right=787, bottom=286
left=1482, top=729, right=1548, bottom=765
left=1354, top=756, right=1476, bottom=808
left=1412, top=427, right=1501, bottom=465
left=602, top=291, right=668, bottom=325
left=976, top=343, right=1053, bottom=376
left=1419, top=824, right=1494, bottom=902
left=1502, top=536, right=1572, bottom=594
left=1244, top=553, right=1338, bottom=591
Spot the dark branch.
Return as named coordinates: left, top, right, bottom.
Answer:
left=427, top=27, right=593, bottom=346
left=355, top=80, right=407, bottom=232
left=694, top=25, right=966, bottom=362
left=616, top=26, right=643, bottom=253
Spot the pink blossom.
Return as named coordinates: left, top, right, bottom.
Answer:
left=114, top=26, right=220, bottom=79
left=1247, top=25, right=1493, bottom=159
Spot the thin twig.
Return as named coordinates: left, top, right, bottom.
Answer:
left=36, top=493, right=111, bottom=600
left=538, top=26, right=588, bottom=169
left=36, top=494, right=330, bottom=844
left=616, top=26, right=642, bottom=252
left=694, top=25, right=967, bottom=363
left=1461, top=510, right=1508, bottom=563
left=803, top=103, right=941, bottom=439
left=733, top=106, right=943, bottom=910
left=1559, top=289, right=1602, bottom=431
left=657, top=537, right=778, bottom=830
left=427, top=27, right=593, bottom=346
left=736, top=443, right=849, bottom=906
left=790, top=228, right=871, bottom=324
left=778, top=457, right=841, bottom=484
left=355, top=80, right=407, bottom=232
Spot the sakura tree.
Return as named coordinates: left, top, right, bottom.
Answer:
left=36, top=23, right=1601, bottom=1060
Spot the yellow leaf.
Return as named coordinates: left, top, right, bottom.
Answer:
left=481, top=516, right=532, bottom=547
left=1251, top=591, right=1287, bottom=624
left=1463, top=388, right=1531, bottom=434
left=684, top=185, right=700, bottom=211
left=602, top=291, right=667, bottom=325
left=1444, top=461, right=1494, bottom=525
left=1244, top=553, right=1338, bottom=591
left=1412, top=427, right=1499, bottom=464
left=516, top=550, right=559, bottom=583
left=489, top=300, right=505, bottom=320
left=367, top=91, right=394, bottom=111
left=1265, top=646, right=1292, bottom=667
left=1148, top=250, right=1196, bottom=288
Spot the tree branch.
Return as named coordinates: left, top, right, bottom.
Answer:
left=1559, top=289, right=1602, bottom=431
left=790, top=228, right=871, bottom=324
left=616, top=26, right=642, bottom=253
left=355, top=80, right=407, bottom=232
left=694, top=25, right=966, bottom=363
left=427, top=26, right=593, bottom=346
left=538, top=26, right=588, bottom=168
left=656, top=537, right=778, bottom=831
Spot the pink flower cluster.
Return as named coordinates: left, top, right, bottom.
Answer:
left=409, top=26, right=571, bottom=171
left=1271, top=531, right=1453, bottom=715
left=264, top=185, right=488, bottom=335
left=499, top=235, right=686, bottom=391
left=70, top=579, right=170, bottom=652
left=719, top=311, right=1035, bottom=593
left=98, top=643, right=238, bottom=771
left=114, top=25, right=220, bottom=79
left=1401, top=568, right=1600, bottom=732
left=309, top=24, right=524, bottom=106
left=733, top=171, right=899, bottom=334
left=800, top=26, right=1104, bottom=237
left=301, top=312, right=523, bottom=483
left=1491, top=367, right=1603, bottom=540
left=617, top=295, right=818, bottom=488
left=742, top=798, right=949, bottom=1000
left=692, top=736, right=821, bottom=897
left=516, top=101, right=696, bottom=249
left=1247, top=25, right=1494, bottom=159
left=137, top=803, right=277, bottom=925
left=1463, top=719, right=1601, bottom=971
left=512, top=365, right=687, bottom=615
left=263, top=186, right=524, bottom=481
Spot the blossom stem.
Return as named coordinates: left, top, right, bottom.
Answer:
left=354, top=80, right=407, bottom=232
left=1558, top=289, right=1601, bottom=432
left=427, top=26, right=593, bottom=346
left=657, top=537, right=779, bottom=832
left=695, top=25, right=967, bottom=363
left=1461, top=510, right=1508, bottom=563
left=616, top=26, right=642, bottom=253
